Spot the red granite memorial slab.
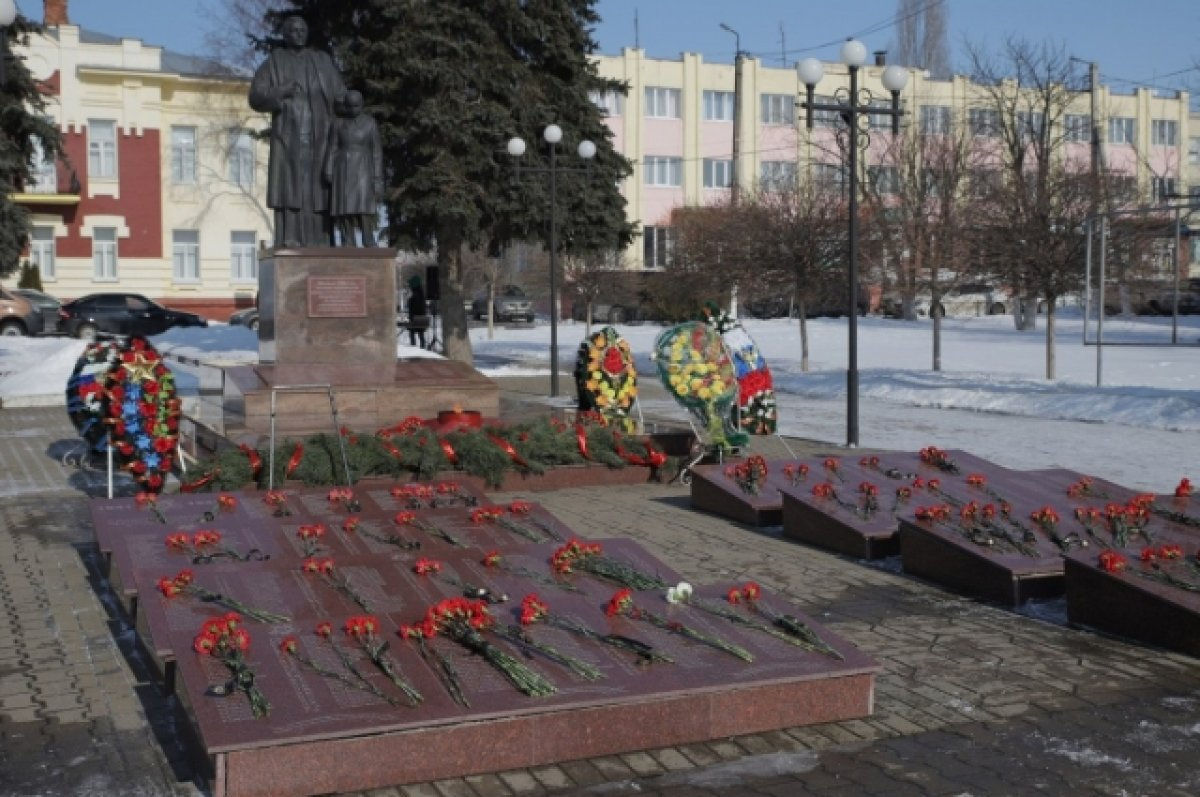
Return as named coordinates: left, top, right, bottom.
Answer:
left=132, top=538, right=686, bottom=684
left=157, top=575, right=875, bottom=797
left=691, top=449, right=1006, bottom=529
left=1064, top=533, right=1200, bottom=658
left=774, top=450, right=1017, bottom=559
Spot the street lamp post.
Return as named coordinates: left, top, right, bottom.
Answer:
left=798, top=40, right=908, bottom=447
left=507, top=125, right=596, bottom=398
left=719, top=22, right=743, bottom=202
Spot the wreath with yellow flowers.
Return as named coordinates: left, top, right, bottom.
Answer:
left=651, top=322, right=747, bottom=451
left=573, top=327, right=638, bottom=429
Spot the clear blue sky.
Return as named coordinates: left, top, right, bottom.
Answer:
left=36, top=0, right=1200, bottom=97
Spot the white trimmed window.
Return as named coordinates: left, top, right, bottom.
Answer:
left=761, top=94, right=795, bottom=125
left=30, top=227, right=56, bottom=280
left=172, top=230, right=200, bottom=282
left=760, top=161, right=797, bottom=191
left=231, top=231, right=258, bottom=282
left=969, top=108, right=999, bottom=137
left=588, top=89, right=624, bottom=116
left=812, top=95, right=841, bottom=128
left=644, top=156, right=682, bottom=187
left=92, top=227, right=118, bottom=280
left=644, top=87, right=681, bottom=119
left=30, top=139, right=57, bottom=193
left=703, top=90, right=735, bottom=121
left=1190, top=137, right=1200, bottom=165
left=643, top=226, right=675, bottom=269
left=1109, top=117, right=1135, bottom=145
left=920, top=105, right=952, bottom=135
left=1064, top=114, right=1091, bottom=143
left=1151, top=176, right=1177, bottom=201
left=703, top=159, right=732, bottom=189
left=88, top=120, right=117, bottom=178
left=812, top=162, right=847, bottom=191
left=867, top=165, right=900, bottom=195
left=1151, top=119, right=1178, bottom=146
left=171, top=126, right=197, bottom=184
left=229, top=129, right=255, bottom=188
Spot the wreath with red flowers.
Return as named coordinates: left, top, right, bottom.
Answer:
left=573, top=327, right=638, bottom=431
left=66, top=337, right=181, bottom=492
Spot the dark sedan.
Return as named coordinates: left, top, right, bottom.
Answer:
left=58, top=293, right=208, bottom=340
left=228, top=306, right=260, bottom=331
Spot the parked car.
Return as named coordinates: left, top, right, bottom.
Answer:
left=228, top=306, right=260, bottom=331
left=58, top=293, right=208, bottom=340
left=1, top=287, right=39, bottom=336
left=1145, top=278, right=1200, bottom=315
left=884, top=283, right=1011, bottom=318
left=471, top=285, right=533, bottom=323
left=1, top=287, right=59, bottom=336
left=11, top=289, right=63, bottom=335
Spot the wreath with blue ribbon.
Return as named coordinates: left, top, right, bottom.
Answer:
left=65, top=337, right=181, bottom=492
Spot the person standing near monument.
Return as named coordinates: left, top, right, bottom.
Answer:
left=325, top=90, right=383, bottom=247
left=249, top=15, right=346, bottom=248
left=406, top=276, right=429, bottom=348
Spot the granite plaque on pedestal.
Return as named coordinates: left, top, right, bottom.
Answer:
left=259, top=248, right=396, bottom=366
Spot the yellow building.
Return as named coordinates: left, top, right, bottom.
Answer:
left=594, top=48, right=1200, bottom=273
left=6, top=4, right=270, bottom=319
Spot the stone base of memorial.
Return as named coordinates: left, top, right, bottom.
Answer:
left=218, top=247, right=499, bottom=437
left=781, top=492, right=900, bottom=559
left=897, top=518, right=1065, bottom=606
left=1064, top=549, right=1200, bottom=659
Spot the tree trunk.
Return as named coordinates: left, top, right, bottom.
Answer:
left=486, top=281, right=496, bottom=340
left=932, top=313, right=941, bottom=371
left=437, top=240, right=474, bottom=364
left=1045, top=301, right=1056, bottom=380
left=798, top=298, right=810, bottom=373
left=1013, top=296, right=1037, bottom=330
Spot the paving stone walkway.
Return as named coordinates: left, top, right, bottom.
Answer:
left=1, top=397, right=1198, bottom=797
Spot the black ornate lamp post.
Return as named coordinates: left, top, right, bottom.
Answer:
left=798, top=40, right=908, bottom=447
left=507, top=125, right=596, bottom=398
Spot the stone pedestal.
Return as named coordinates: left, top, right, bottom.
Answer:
left=259, top=247, right=397, bottom=366
left=217, top=247, right=500, bottom=437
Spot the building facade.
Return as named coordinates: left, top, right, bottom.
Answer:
left=593, top=48, right=1200, bottom=275
left=6, top=1, right=270, bottom=318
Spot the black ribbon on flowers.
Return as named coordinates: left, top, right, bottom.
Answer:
left=488, top=435, right=528, bottom=468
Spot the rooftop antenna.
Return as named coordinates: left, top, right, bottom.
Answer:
left=634, top=8, right=640, bottom=49
left=779, top=22, right=787, bottom=66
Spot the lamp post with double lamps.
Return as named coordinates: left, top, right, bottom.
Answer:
left=797, top=40, right=908, bottom=447
left=506, top=125, right=596, bottom=398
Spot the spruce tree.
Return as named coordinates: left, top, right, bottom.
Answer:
left=264, top=0, right=633, bottom=363
left=0, top=15, right=64, bottom=279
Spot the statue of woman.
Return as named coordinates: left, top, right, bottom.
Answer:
left=325, top=91, right=384, bottom=247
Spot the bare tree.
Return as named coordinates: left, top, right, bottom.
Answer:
left=894, top=0, right=951, bottom=78
left=966, top=38, right=1092, bottom=378
left=861, top=110, right=981, bottom=370
left=750, top=181, right=846, bottom=372
left=201, top=0, right=284, bottom=72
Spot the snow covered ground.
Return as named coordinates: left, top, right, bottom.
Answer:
left=2, top=308, right=1196, bottom=493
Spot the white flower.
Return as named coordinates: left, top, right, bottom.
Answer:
left=666, top=581, right=694, bottom=604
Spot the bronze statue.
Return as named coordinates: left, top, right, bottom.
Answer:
left=249, top=15, right=346, bottom=247
left=326, top=91, right=383, bottom=247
